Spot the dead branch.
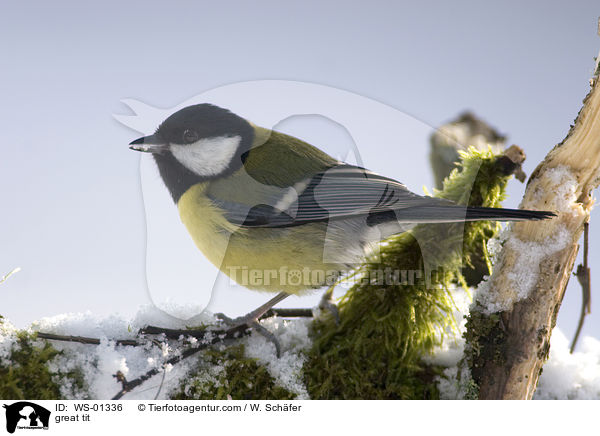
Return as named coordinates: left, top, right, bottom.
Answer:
left=473, top=50, right=600, bottom=400
left=35, top=332, right=141, bottom=346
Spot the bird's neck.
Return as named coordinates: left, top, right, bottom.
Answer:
left=153, top=153, right=206, bottom=204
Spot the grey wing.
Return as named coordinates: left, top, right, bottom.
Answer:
left=208, top=164, right=460, bottom=228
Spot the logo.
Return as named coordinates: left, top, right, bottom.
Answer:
left=3, top=402, right=50, bottom=434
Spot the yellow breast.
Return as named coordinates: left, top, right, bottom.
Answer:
left=177, top=183, right=339, bottom=294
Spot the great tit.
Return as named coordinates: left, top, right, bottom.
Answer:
left=130, top=104, right=554, bottom=353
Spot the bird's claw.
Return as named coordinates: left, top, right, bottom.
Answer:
left=249, top=320, right=281, bottom=357
left=215, top=313, right=282, bottom=358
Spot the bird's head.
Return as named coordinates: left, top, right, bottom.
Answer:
left=129, top=104, right=254, bottom=178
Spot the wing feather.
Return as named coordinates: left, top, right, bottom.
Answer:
left=209, top=164, right=454, bottom=228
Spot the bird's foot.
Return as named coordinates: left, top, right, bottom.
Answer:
left=216, top=313, right=282, bottom=358
left=318, top=291, right=340, bottom=325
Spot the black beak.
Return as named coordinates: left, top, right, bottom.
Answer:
left=129, top=134, right=169, bottom=154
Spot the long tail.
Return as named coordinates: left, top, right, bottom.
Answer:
left=394, top=205, right=556, bottom=223
left=464, top=206, right=555, bottom=221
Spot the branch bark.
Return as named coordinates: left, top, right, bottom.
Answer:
left=473, top=53, right=600, bottom=400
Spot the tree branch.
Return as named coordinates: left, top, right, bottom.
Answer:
left=111, top=323, right=249, bottom=400
left=35, top=332, right=141, bottom=346
left=35, top=307, right=313, bottom=400
left=472, top=50, right=600, bottom=400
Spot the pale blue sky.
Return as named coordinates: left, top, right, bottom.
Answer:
left=1, top=1, right=599, bottom=341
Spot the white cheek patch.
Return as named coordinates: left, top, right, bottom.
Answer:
left=170, top=135, right=241, bottom=176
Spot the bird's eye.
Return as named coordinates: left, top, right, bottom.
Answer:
left=183, top=129, right=199, bottom=144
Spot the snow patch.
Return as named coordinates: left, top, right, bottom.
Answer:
left=535, top=329, right=600, bottom=399
left=244, top=317, right=312, bottom=399
left=475, top=225, right=569, bottom=313
left=536, top=165, right=579, bottom=214
left=0, top=318, right=19, bottom=365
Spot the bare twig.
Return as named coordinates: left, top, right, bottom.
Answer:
left=570, top=221, right=591, bottom=353
left=153, top=366, right=167, bottom=400
left=265, top=307, right=314, bottom=318
left=111, top=323, right=249, bottom=400
left=35, top=332, right=142, bottom=346
left=36, top=306, right=315, bottom=400
left=37, top=307, right=313, bottom=344
left=139, top=307, right=313, bottom=340
left=0, top=267, right=21, bottom=285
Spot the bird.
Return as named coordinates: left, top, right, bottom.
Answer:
left=129, top=103, right=555, bottom=355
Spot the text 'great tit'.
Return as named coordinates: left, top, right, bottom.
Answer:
left=129, top=104, right=554, bottom=353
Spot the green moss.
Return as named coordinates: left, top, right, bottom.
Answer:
left=0, top=330, right=88, bottom=399
left=462, top=375, right=480, bottom=399
left=304, top=148, right=514, bottom=399
left=171, top=344, right=296, bottom=400
left=462, top=308, right=506, bottom=386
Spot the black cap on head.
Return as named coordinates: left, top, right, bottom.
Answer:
left=134, top=104, right=255, bottom=204
left=155, top=104, right=253, bottom=145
